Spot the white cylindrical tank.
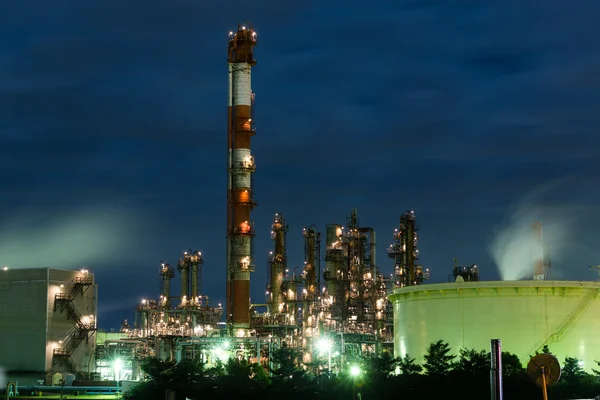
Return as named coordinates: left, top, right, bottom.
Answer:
left=389, top=280, right=600, bottom=371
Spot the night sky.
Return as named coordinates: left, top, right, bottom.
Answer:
left=1, top=1, right=599, bottom=329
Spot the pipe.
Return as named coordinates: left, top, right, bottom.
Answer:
left=102, top=339, right=147, bottom=345
left=250, top=303, right=269, bottom=309
left=490, top=339, right=503, bottom=400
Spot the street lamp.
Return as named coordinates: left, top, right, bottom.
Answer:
left=113, top=358, right=123, bottom=398
left=350, top=365, right=361, bottom=400
left=317, top=338, right=332, bottom=374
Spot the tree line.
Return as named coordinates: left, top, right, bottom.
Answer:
left=124, top=340, right=600, bottom=400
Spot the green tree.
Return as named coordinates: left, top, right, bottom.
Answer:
left=139, top=357, right=176, bottom=381
left=502, top=352, right=539, bottom=400
left=593, top=359, right=600, bottom=375
left=364, top=352, right=398, bottom=379
left=166, top=359, right=209, bottom=399
left=359, top=354, right=399, bottom=400
left=562, top=357, right=587, bottom=383
left=208, top=358, right=269, bottom=399
left=270, top=343, right=304, bottom=379
left=124, top=357, right=206, bottom=400
left=449, top=349, right=490, bottom=400
left=453, top=348, right=488, bottom=376
left=396, top=354, right=423, bottom=376
left=423, top=340, right=454, bottom=376
left=501, top=352, right=525, bottom=377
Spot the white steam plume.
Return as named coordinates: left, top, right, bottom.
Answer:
left=0, top=208, right=140, bottom=268
left=489, top=185, right=584, bottom=281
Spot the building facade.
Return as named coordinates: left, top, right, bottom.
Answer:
left=0, top=268, right=98, bottom=383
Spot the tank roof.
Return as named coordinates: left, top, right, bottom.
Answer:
left=389, top=280, right=600, bottom=300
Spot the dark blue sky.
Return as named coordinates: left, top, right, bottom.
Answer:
left=1, top=1, right=599, bottom=329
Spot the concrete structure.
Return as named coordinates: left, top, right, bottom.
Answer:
left=0, top=268, right=97, bottom=382
left=389, top=280, right=600, bottom=372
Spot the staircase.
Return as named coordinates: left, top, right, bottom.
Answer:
left=521, top=289, right=598, bottom=363
left=52, top=276, right=96, bottom=371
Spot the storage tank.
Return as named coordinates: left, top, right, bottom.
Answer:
left=52, top=372, right=63, bottom=386
left=389, top=280, right=600, bottom=372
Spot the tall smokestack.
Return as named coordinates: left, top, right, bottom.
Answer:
left=226, top=24, right=257, bottom=330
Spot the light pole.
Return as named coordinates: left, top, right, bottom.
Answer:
left=317, top=338, right=332, bottom=375
left=350, top=365, right=361, bottom=400
left=113, top=358, right=122, bottom=399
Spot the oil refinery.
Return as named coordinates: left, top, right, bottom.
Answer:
left=1, top=22, right=600, bottom=391
left=88, top=23, right=439, bottom=379
left=95, top=205, right=426, bottom=379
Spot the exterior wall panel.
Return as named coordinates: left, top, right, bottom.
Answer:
left=0, top=276, right=47, bottom=372
left=0, top=268, right=97, bottom=378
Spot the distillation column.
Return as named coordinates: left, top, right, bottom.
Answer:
left=268, top=213, right=287, bottom=314
left=177, top=257, right=189, bottom=306
left=303, top=226, right=320, bottom=301
left=185, top=251, right=203, bottom=304
left=323, top=224, right=344, bottom=329
left=160, top=263, right=175, bottom=323
left=303, top=226, right=321, bottom=348
left=387, top=210, right=421, bottom=287
left=226, top=24, right=258, bottom=329
left=160, top=263, right=174, bottom=308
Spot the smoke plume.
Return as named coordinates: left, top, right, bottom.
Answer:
left=489, top=185, right=584, bottom=281
left=0, top=207, right=140, bottom=269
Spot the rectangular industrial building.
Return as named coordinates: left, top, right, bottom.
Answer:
left=0, top=268, right=98, bottom=384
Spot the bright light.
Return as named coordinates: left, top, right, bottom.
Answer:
left=317, top=339, right=331, bottom=353
left=2, top=266, right=7, bottom=271
left=113, top=358, right=123, bottom=374
left=222, top=340, right=230, bottom=349
left=350, top=365, right=361, bottom=377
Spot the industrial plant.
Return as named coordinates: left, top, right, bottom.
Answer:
left=1, top=22, right=600, bottom=395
